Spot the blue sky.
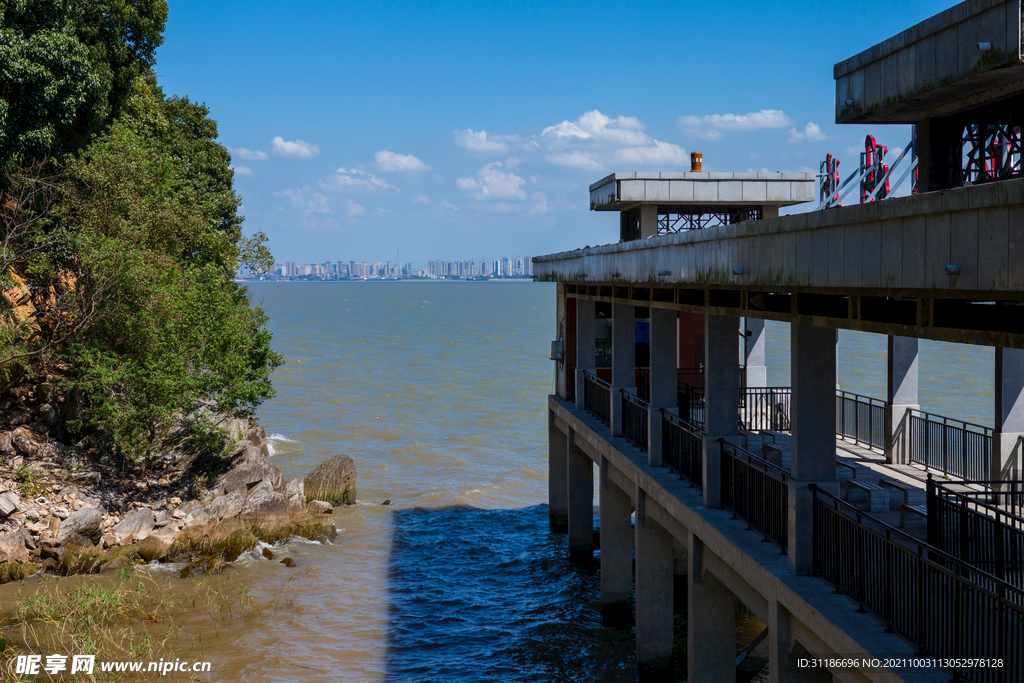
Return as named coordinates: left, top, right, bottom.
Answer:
left=155, top=0, right=937, bottom=266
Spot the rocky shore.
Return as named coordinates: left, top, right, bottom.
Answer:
left=0, top=380, right=357, bottom=582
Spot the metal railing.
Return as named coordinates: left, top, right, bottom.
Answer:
left=813, top=486, right=1024, bottom=683
left=934, top=478, right=1024, bottom=520
left=720, top=440, right=789, bottom=551
left=583, top=371, right=611, bottom=426
left=909, top=409, right=992, bottom=481
left=836, top=390, right=885, bottom=450
left=740, top=387, right=791, bottom=431
left=929, top=478, right=1024, bottom=592
left=678, top=383, right=705, bottom=428
left=662, top=412, right=703, bottom=489
left=621, top=390, right=649, bottom=452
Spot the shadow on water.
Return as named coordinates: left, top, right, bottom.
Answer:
left=384, top=504, right=638, bottom=682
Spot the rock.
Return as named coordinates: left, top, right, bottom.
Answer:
left=7, top=411, right=30, bottom=427
left=381, top=499, right=392, bottom=506
left=169, top=497, right=182, bottom=506
left=216, top=442, right=283, bottom=495
left=240, top=479, right=287, bottom=518
left=179, top=556, right=227, bottom=579
left=307, top=500, right=333, bottom=514
left=183, top=507, right=211, bottom=528
left=47, top=516, right=60, bottom=536
left=23, top=509, right=39, bottom=523
left=113, top=508, right=155, bottom=544
left=52, top=507, right=71, bottom=520
left=29, top=422, right=49, bottom=434
left=304, top=453, right=357, bottom=506
left=57, top=508, right=103, bottom=546
left=261, top=547, right=274, bottom=560
left=0, top=530, right=32, bottom=564
left=0, top=491, right=19, bottom=517
left=0, top=432, right=14, bottom=453
left=38, top=403, right=60, bottom=427
left=205, top=491, right=244, bottom=521
left=285, top=478, right=305, bottom=514
left=136, top=528, right=176, bottom=562
left=279, top=557, right=296, bottom=568
left=153, top=508, right=172, bottom=527
left=11, top=427, right=43, bottom=456
left=57, top=543, right=107, bottom=575
left=74, top=472, right=101, bottom=486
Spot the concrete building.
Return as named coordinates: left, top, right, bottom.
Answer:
left=538, top=2, right=1024, bottom=681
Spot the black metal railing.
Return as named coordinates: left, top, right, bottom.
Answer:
left=836, top=390, right=885, bottom=450
left=909, top=409, right=992, bottom=481
left=583, top=371, right=611, bottom=425
left=929, top=478, right=1024, bottom=592
left=720, top=440, right=789, bottom=551
left=740, top=387, right=792, bottom=431
left=621, top=390, right=649, bottom=452
left=813, top=486, right=1024, bottom=683
left=678, top=382, right=705, bottom=428
left=662, top=412, right=703, bottom=489
left=933, top=479, right=1024, bottom=520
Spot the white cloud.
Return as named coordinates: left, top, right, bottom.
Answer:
left=230, top=147, right=268, bottom=161
left=677, top=109, right=793, bottom=141
left=453, top=129, right=511, bottom=153
left=541, top=110, right=649, bottom=146
left=346, top=201, right=365, bottom=217
left=537, top=110, right=687, bottom=170
left=749, top=152, right=761, bottom=159
left=616, top=140, right=688, bottom=166
left=271, top=136, right=320, bottom=158
left=375, top=150, right=431, bottom=172
left=441, top=199, right=460, bottom=211
left=320, top=167, right=396, bottom=191
left=412, top=193, right=430, bottom=204
left=456, top=162, right=527, bottom=200
left=546, top=151, right=601, bottom=170
left=278, top=189, right=332, bottom=217
left=788, top=122, right=830, bottom=143
left=231, top=165, right=252, bottom=176
left=375, top=207, right=392, bottom=215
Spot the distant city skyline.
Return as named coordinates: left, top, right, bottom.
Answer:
left=250, top=254, right=533, bottom=280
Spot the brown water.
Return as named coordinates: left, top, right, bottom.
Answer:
left=0, top=281, right=997, bottom=681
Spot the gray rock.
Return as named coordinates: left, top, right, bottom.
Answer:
left=39, top=403, right=60, bottom=427
left=240, top=479, right=287, bottom=518
left=205, top=490, right=244, bottom=521
left=216, top=442, right=283, bottom=495
left=307, top=500, right=333, bottom=514
left=11, top=427, right=42, bottom=456
left=0, top=491, right=19, bottom=517
left=304, top=453, right=357, bottom=506
left=7, top=411, right=30, bottom=427
left=57, top=507, right=103, bottom=545
left=284, top=478, right=305, bottom=514
left=0, top=529, right=31, bottom=564
left=184, top=507, right=211, bottom=527
left=0, top=432, right=14, bottom=453
left=113, top=508, right=155, bottom=543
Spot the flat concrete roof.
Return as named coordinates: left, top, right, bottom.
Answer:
left=589, top=172, right=816, bottom=211
left=835, top=0, right=1024, bottom=124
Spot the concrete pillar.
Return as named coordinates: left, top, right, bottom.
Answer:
left=885, top=336, right=919, bottom=464
left=744, top=318, right=767, bottom=388
left=769, top=601, right=832, bottom=683
left=648, top=307, right=678, bottom=466
left=789, top=324, right=839, bottom=574
left=640, top=204, right=659, bottom=239
left=556, top=284, right=567, bottom=399
left=610, top=303, right=636, bottom=436
left=703, top=315, right=740, bottom=508
left=575, top=299, right=596, bottom=411
left=567, top=429, right=594, bottom=561
left=548, top=411, right=568, bottom=533
left=672, top=538, right=688, bottom=613
left=599, top=457, right=633, bottom=627
left=995, top=348, right=1024, bottom=481
left=687, top=535, right=734, bottom=683
left=635, top=487, right=674, bottom=681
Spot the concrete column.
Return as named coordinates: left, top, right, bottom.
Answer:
left=567, top=429, right=594, bottom=561
left=672, top=538, right=688, bottom=613
left=635, top=487, right=674, bottom=681
left=885, top=336, right=919, bottom=464
left=610, top=303, right=636, bottom=436
left=687, top=535, right=734, bottom=683
left=599, top=457, right=633, bottom=627
left=769, top=601, right=832, bottom=683
left=556, top=284, right=567, bottom=399
left=703, top=315, right=740, bottom=508
left=548, top=411, right=568, bottom=533
left=640, top=204, right=659, bottom=239
left=789, top=324, right=839, bottom=574
left=995, top=348, right=1024, bottom=481
left=575, top=299, right=596, bottom=411
left=744, top=318, right=767, bottom=388
left=648, top=307, right=678, bottom=466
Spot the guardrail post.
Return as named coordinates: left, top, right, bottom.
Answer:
left=885, top=336, right=919, bottom=464
left=610, top=303, right=635, bottom=437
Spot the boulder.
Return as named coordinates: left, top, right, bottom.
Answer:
left=0, top=491, right=19, bottom=517
left=10, top=427, right=42, bottom=456
left=216, top=442, right=283, bottom=495
left=57, top=508, right=103, bottom=546
left=304, top=454, right=357, bottom=506
left=184, top=506, right=211, bottom=527
left=307, top=500, right=333, bottom=514
left=113, top=508, right=155, bottom=544
left=240, top=479, right=287, bottom=518
left=285, top=478, right=305, bottom=514
left=38, top=403, right=60, bottom=427
left=0, top=432, right=14, bottom=453
left=205, top=490, right=244, bottom=521
left=0, top=530, right=32, bottom=564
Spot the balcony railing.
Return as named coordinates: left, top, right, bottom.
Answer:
left=909, top=409, right=992, bottom=481
left=836, top=390, right=885, bottom=451
left=720, top=440, right=789, bottom=551
left=740, top=387, right=791, bottom=431
left=812, top=486, right=1024, bottom=683
left=621, top=390, right=649, bottom=452
left=663, top=412, right=703, bottom=489
left=678, top=382, right=705, bottom=427
left=583, top=371, right=611, bottom=425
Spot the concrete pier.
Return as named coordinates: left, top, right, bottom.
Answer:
left=610, top=303, right=635, bottom=437
left=575, top=299, right=595, bottom=411
left=688, top=536, right=735, bottom=683
left=995, top=347, right=1024, bottom=480
left=635, top=488, right=675, bottom=681
left=886, top=336, right=920, bottom=465
left=647, top=307, right=677, bottom=466
left=566, top=429, right=593, bottom=561
left=599, top=456, right=633, bottom=627
left=547, top=415, right=568, bottom=532
left=745, top=318, right=767, bottom=388
left=703, top=315, right=740, bottom=508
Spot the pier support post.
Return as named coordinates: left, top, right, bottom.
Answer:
left=567, top=429, right=593, bottom=561
left=744, top=318, right=767, bottom=388
left=611, top=303, right=636, bottom=437
left=635, top=488, right=674, bottom=681
left=885, top=336, right=919, bottom=464
left=687, top=536, right=734, bottom=683
left=769, top=601, right=831, bottom=683
left=600, top=457, right=633, bottom=627
left=548, top=411, right=568, bottom=533
left=640, top=204, right=659, bottom=239
left=995, top=347, right=1024, bottom=481
left=703, top=315, right=741, bottom=508
left=789, top=324, right=838, bottom=574
left=672, top=538, right=688, bottom=612
left=648, top=307, right=678, bottom=466
left=575, top=299, right=596, bottom=412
